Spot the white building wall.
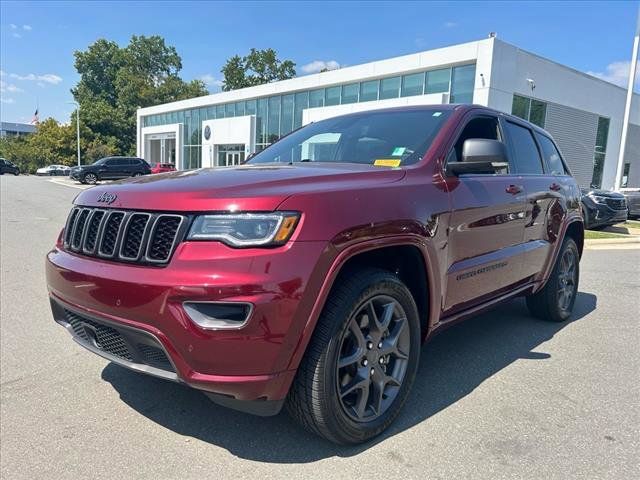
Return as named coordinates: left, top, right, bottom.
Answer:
left=487, top=39, right=640, bottom=189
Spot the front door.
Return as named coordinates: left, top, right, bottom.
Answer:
left=217, top=145, right=245, bottom=167
left=443, top=115, right=527, bottom=314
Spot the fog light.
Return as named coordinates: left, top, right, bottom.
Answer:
left=183, top=302, right=253, bottom=330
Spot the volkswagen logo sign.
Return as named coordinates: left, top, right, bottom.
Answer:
left=96, top=192, right=117, bottom=205
left=204, top=125, right=211, bottom=140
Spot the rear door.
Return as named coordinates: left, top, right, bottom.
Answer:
left=502, top=120, right=562, bottom=280
left=444, top=114, right=527, bottom=313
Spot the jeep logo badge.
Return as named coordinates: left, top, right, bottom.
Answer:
left=97, top=192, right=117, bottom=205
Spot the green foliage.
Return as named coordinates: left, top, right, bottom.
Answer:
left=221, top=48, right=296, bottom=91
left=0, top=118, right=77, bottom=173
left=1, top=35, right=208, bottom=172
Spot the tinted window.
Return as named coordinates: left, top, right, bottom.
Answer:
left=249, top=109, right=451, bottom=166
left=535, top=133, right=566, bottom=175
left=504, top=121, right=544, bottom=174
left=108, top=158, right=128, bottom=166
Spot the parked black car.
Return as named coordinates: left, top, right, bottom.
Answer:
left=70, top=157, right=151, bottom=184
left=580, top=188, right=628, bottom=229
left=620, top=188, right=640, bottom=219
left=0, top=158, right=20, bottom=175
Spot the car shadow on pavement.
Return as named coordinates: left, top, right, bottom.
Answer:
left=101, top=292, right=596, bottom=463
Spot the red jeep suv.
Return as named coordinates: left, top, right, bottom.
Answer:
left=46, top=105, right=583, bottom=444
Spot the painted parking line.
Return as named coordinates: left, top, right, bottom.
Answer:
left=48, top=178, right=93, bottom=190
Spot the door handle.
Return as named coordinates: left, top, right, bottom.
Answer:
left=549, top=183, right=562, bottom=191
left=505, top=184, right=523, bottom=195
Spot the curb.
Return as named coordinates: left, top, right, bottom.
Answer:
left=584, top=237, right=640, bottom=245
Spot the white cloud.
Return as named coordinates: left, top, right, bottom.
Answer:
left=0, top=70, right=5, bottom=76
left=587, top=60, right=640, bottom=89
left=301, top=60, right=341, bottom=74
left=12, top=32, right=22, bottom=38
left=0, top=97, right=15, bottom=104
left=443, top=21, right=458, bottom=28
left=0, top=80, right=24, bottom=93
left=9, top=72, right=62, bottom=84
left=198, top=74, right=223, bottom=88
left=9, top=23, right=17, bottom=29
left=22, top=24, right=32, bottom=31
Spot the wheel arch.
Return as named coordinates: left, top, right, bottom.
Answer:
left=285, top=236, right=439, bottom=372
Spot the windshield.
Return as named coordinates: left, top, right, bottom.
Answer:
left=248, top=108, right=451, bottom=167
left=93, top=158, right=108, bottom=165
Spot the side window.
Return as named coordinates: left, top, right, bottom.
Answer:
left=104, top=158, right=116, bottom=166
left=447, top=116, right=511, bottom=174
left=112, top=158, right=127, bottom=166
left=504, top=121, right=544, bottom=174
left=535, top=133, right=567, bottom=175
left=449, top=116, right=501, bottom=163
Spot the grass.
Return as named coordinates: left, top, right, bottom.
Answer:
left=584, top=230, right=630, bottom=240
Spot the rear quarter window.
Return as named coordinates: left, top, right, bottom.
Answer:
left=535, top=132, right=568, bottom=175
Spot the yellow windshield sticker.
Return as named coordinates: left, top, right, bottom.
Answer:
left=374, top=159, right=402, bottom=167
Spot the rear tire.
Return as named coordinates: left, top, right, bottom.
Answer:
left=526, top=237, right=579, bottom=322
left=287, top=268, right=421, bottom=444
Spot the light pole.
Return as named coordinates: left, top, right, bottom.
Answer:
left=614, top=6, right=639, bottom=191
left=67, top=101, right=81, bottom=166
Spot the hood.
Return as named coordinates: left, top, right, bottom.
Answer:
left=73, top=163, right=406, bottom=211
left=581, top=188, right=625, bottom=199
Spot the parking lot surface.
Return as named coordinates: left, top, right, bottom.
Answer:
left=1, top=175, right=639, bottom=479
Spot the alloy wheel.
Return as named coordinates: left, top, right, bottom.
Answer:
left=336, top=295, right=410, bottom=422
left=84, top=173, right=97, bottom=184
left=557, top=248, right=577, bottom=313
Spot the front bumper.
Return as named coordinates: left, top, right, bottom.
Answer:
left=46, top=239, right=328, bottom=412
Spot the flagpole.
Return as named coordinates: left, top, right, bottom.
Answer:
left=614, top=6, right=639, bottom=191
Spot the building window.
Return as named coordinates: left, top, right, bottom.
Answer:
left=341, top=83, right=359, bottom=104
left=293, top=91, right=309, bottom=129
left=450, top=64, right=475, bottom=103
left=359, top=80, right=379, bottom=102
left=591, top=116, right=610, bottom=188
left=511, top=94, right=547, bottom=128
left=324, top=86, right=341, bottom=106
left=281, top=94, right=294, bottom=135
left=267, top=96, right=281, bottom=143
left=401, top=72, right=424, bottom=97
left=309, top=89, right=324, bottom=108
left=622, top=163, right=630, bottom=188
left=225, top=103, right=236, bottom=117
left=379, top=76, right=401, bottom=100
left=425, top=68, right=451, bottom=94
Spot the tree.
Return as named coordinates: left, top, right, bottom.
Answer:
left=221, top=48, right=296, bottom=91
left=72, top=35, right=208, bottom=156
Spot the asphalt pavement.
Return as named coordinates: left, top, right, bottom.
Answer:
left=1, top=175, right=638, bottom=479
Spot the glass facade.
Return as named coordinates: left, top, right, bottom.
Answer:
left=142, top=63, right=476, bottom=168
left=511, top=94, right=547, bottom=128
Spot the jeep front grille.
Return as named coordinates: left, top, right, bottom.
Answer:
left=63, top=207, right=186, bottom=265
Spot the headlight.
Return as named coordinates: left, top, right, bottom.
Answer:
left=187, top=212, right=300, bottom=247
left=588, top=194, right=608, bottom=204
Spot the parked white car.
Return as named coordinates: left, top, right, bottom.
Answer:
left=36, top=165, right=71, bottom=176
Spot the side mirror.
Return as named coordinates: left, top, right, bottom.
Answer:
left=447, top=139, right=509, bottom=176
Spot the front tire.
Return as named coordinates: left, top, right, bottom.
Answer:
left=526, top=237, right=579, bottom=322
left=287, top=268, right=421, bottom=444
left=83, top=172, right=98, bottom=184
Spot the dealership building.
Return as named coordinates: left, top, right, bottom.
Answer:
left=136, top=37, right=640, bottom=189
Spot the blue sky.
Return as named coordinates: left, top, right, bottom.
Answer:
left=1, top=0, right=638, bottom=123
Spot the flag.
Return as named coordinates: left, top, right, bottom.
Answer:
left=30, top=108, right=39, bottom=125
